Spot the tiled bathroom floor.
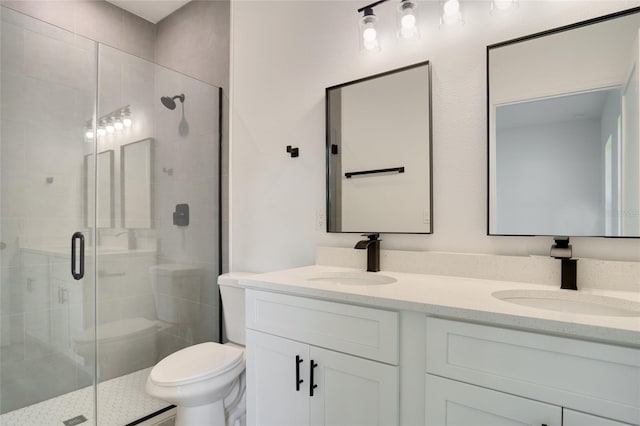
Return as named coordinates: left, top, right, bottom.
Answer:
left=0, top=367, right=172, bottom=426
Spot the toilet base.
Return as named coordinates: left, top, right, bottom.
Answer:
left=176, top=400, right=224, bottom=426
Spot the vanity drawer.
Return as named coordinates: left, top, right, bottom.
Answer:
left=246, top=290, right=399, bottom=365
left=425, top=317, right=640, bottom=425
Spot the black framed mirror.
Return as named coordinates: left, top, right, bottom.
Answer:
left=487, top=8, right=640, bottom=237
left=326, top=61, right=433, bottom=234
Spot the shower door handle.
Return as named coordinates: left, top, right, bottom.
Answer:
left=71, top=232, right=85, bottom=280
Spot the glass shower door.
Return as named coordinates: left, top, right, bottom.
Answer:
left=0, top=5, right=99, bottom=422
left=95, top=43, right=222, bottom=424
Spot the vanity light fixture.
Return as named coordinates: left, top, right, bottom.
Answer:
left=441, top=0, right=463, bottom=25
left=359, top=6, right=381, bottom=51
left=397, top=0, right=419, bottom=39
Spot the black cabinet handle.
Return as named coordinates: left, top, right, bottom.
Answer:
left=71, top=232, right=84, bottom=280
left=310, top=360, right=318, bottom=397
left=295, top=355, right=304, bottom=391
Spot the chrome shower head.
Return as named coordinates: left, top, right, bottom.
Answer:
left=161, top=94, right=185, bottom=110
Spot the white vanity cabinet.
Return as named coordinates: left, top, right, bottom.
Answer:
left=425, top=317, right=640, bottom=426
left=245, top=289, right=400, bottom=426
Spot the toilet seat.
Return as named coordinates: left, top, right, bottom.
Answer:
left=149, top=342, right=244, bottom=387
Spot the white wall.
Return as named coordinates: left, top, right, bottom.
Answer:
left=230, top=0, right=640, bottom=273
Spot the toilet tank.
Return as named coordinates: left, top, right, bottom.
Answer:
left=150, top=264, right=203, bottom=323
left=218, top=273, right=253, bottom=345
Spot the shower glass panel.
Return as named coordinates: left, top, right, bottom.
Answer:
left=95, top=44, right=221, bottom=423
left=0, top=7, right=221, bottom=426
left=0, top=5, right=98, bottom=420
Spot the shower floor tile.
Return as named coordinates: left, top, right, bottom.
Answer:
left=0, top=367, right=170, bottom=426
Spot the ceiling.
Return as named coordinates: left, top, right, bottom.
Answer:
left=106, top=0, right=191, bottom=24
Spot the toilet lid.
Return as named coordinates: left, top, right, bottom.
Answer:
left=149, top=342, right=244, bottom=386
left=75, top=317, right=157, bottom=344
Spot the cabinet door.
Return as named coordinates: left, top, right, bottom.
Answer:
left=563, top=409, right=637, bottom=426
left=49, top=278, right=71, bottom=354
left=22, top=253, right=50, bottom=344
left=246, top=330, right=310, bottom=426
left=309, top=346, right=399, bottom=426
left=425, top=374, right=562, bottom=426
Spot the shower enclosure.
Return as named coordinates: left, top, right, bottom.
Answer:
left=0, top=6, right=221, bottom=425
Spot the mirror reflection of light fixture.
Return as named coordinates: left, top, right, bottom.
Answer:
left=85, top=120, right=94, bottom=141
left=398, top=0, right=419, bottom=39
left=441, top=0, right=463, bottom=26
left=360, top=7, right=380, bottom=51
left=85, top=105, right=133, bottom=140
left=122, top=106, right=132, bottom=127
left=491, top=0, right=518, bottom=14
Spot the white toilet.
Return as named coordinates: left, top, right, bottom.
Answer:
left=146, top=272, right=252, bottom=426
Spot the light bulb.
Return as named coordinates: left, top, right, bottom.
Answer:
left=114, top=120, right=124, bottom=130
left=106, top=124, right=115, bottom=133
left=85, top=130, right=94, bottom=139
left=444, top=0, right=459, bottom=15
left=401, top=13, right=416, bottom=29
left=123, top=117, right=132, bottom=127
left=97, top=127, right=106, bottom=136
left=442, top=0, right=462, bottom=25
left=363, top=26, right=377, bottom=42
left=491, top=0, right=517, bottom=13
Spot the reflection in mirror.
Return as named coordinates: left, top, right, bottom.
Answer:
left=85, top=150, right=114, bottom=228
left=121, top=138, right=153, bottom=229
left=488, top=8, right=640, bottom=237
left=326, top=61, right=432, bottom=233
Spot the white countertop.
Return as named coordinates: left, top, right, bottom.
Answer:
left=240, top=265, right=640, bottom=347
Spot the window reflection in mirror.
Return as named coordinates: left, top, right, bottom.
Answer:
left=326, top=61, right=433, bottom=234
left=85, top=150, right=114, bottom=229
left=121, top=138, right=154, bottom=229
left=488, top=8, right=640, bottom=237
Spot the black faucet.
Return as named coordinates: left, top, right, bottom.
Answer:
left=354, top=233, right=381, bottom=272
left=550, top=236, right=577, bottom=290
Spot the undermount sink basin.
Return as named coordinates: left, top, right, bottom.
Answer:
left=493, top=289, right=640, bottom=317
left=307, top=271, right=396, bottom=286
